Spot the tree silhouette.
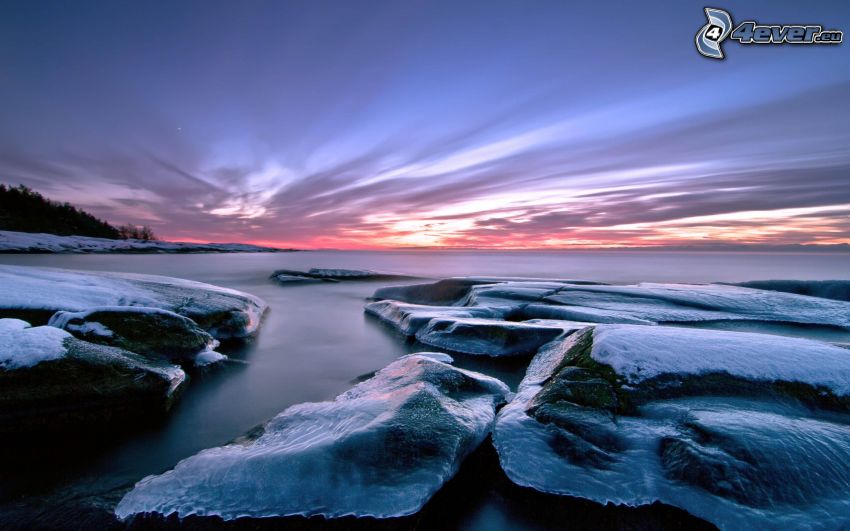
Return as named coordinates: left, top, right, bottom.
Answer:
left=0, top=183, right=151, bottom=240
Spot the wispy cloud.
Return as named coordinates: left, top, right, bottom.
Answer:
left=1, top=1, right=849, bottom=248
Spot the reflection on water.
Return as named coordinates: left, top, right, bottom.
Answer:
left=0, top=250, right=848, bottom=529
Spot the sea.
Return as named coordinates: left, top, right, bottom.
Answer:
left=1, top=250, right=848, bottom=530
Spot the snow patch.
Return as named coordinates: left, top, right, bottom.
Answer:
left=591, top=325, right=850, bottom=395
left=194, top=350, right=227, bottom=366
left=0, top=318, right=70, bottom=369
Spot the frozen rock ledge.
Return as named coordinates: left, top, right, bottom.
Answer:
left=0, top=265, right=267, bottom=339
left=115, top=352, right=509, bottom=520
left=494, top=325, right=850, bottom=530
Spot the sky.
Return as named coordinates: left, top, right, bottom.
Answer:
left=0, top=0, right=849, bottom=249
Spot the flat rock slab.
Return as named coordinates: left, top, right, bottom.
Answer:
left=734, top=279, right=850, bottom=302
left=0, top=265, right=267, bottom=339
left=367, top=278, right=850, bottom=360
left=494, top=325, right=850, bottom=530
left=115, top=353, right=509, bottom=520
left=271, top=268, right=417, bottom=285
left=539, top=283, right=850, bottom=328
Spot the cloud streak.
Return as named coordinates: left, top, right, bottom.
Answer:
left=1, top=1, right=849, bottom=249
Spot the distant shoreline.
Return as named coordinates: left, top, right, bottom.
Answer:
left=0, top=230, right=298, bottom=254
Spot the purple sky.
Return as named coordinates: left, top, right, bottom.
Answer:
left=1, top=0, right=849, bottom=248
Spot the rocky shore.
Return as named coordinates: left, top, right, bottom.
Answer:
left=3, top=268, right=850, bottom=529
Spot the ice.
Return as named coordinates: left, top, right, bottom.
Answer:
left=735, top=279, right=850, bottom=302
left=541, top=283, right=850, bottom=328
left=494, top=325, right=850, bottom=529
left=115, top=353, right=509, bottom=520
left=521, top=303, right=656, bottom=325
left=0, top=265, right=267, bottom=338
left=459, top=282, right=570, bottom=308
left=0, top=229, right=284, bottom=253
left=415, top=317, right=572, bottom=357
left=591, top=324, right=850, bottom=395
left=194, top=350, right=227, bottom=366
left=365, top=300, right=507, bottom=335
left=0, top=318, right=71, bottom=369
left=373, top=278, right=850, bottom=333
left=496, top=394, right=850, bottom=530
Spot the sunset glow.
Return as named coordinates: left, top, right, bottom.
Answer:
left=1, top=2, right=848, bottom=250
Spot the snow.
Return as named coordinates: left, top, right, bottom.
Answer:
left=0, top=230, right=285, bottom=253
left=48, top=308, right=120, bottom=338
left=115, top=353, right=509, bottom=520
left=0, top=265, right=267, bottom=338
left=543, top=283, right=850, bottom=328
left=194, top=350, right=227, bottom=366
left=591, top=324, right=850, bottom=395
left=0, top=318, right=71, bottom=369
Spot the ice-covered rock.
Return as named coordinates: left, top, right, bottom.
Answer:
left=520, top=302, right=656, bottom=325
left=271, top=268, right=415, bottom=285
left=460, top=281, right=571, bottom=308
left=494, top=325, right=850, bottom=530
left=415, top=317, right=577, bottom=357
left=365, top=300, right=508, bottom=336
left=372, top=278, right=502, bottom=305
left=734, top=279, right=850, bottom=303
left=49, top=306, right=218, bottom=364
left=589, top=325, right=850, bottom=396
left=373, top=278, right=850, bottom=330
left=540, top=283, right=850, bottom=329
left=372, top=278, right=606, bottom=306
left=0, top=318, right=186, bottom=433
left=0, top=265, right=267, bottom=339
left=115, top=353, right=509, bottom=520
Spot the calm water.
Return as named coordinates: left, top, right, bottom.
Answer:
left=1, top=250, right=848, bottom=530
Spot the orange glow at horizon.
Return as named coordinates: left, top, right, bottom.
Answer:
left=160, top=203, right=850, bottom=250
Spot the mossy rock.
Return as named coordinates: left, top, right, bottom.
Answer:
left=0, top=337, right=186, bottom=434
left=543, top=326, right=850, bottom=414
left=50, top=307, right=215, bottom=364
